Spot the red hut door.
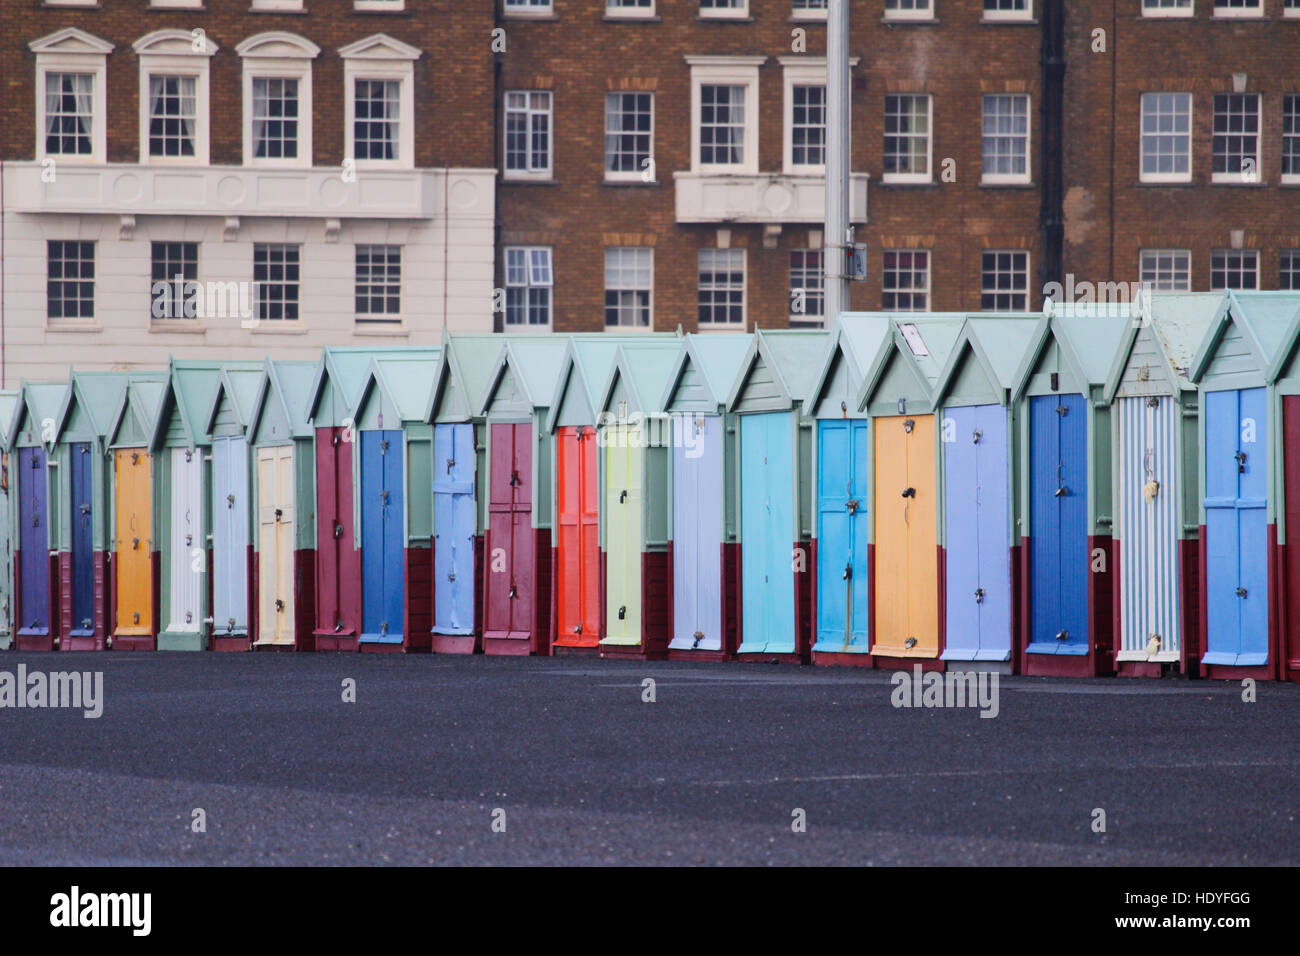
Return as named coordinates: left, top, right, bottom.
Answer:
left=555, top=425, right=599, bottom=648
left=484, top=423, right=534, bottom=647
left=314, top=427, right=360, bottom=638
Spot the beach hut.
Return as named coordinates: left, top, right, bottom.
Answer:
left=1011, top=306, right=1128, bottom=677
left=593, top=340, right=682, bottom=659
left=931, top=316, right=1040, bottom=669
left=477, top=337, right=570, bottom=655
left=305, top=347, right=394, bottom=651
left=726, top=329, right=829, bottom=662
left=1263, top=294, right=1300, bottom=683
left=658, top=333, right=752, bottom=660
left=6, top=381, right=67, bottom=651
left=424, top=334, right=511, bottom=653
left=546, top=334, right=678, bottom=653
left=1189, top=290, right=1300, bottom=680
left=0, top=390, right=20, bottom=648
left=105, top=372, right=170, bottom=650
left=348, top=349, right=441, bottom=652
left=1102, top=293, right=1221, bottom=677
left=203, top=364, right=266, bottom=650
left=806, top=315, right=893, bottom=666
left=247, top=360, right=318, bottom=650
left=50, top=372, right=127, bottom=651
left=856, top=316, right=964, bottom=666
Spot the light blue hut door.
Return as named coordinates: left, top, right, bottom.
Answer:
left=212, top=436, right=249, bottom=636
left=1204, top=388, right=1268, bottom=666
left=739, top=412, right=795, bottom=654
left=670, top=414, right=723, bottom=651
left=433, top=423, right=475, bottom=635
left=816, top=419, right=869, bottom=651
left=944, top=405, right=1011, bottom=660
left=1028, top=393, right=1088, bottom=655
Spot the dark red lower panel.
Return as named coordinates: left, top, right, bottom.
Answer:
left=59, top=551, right=103, bottom=651
left=295, top=548, right=316, bottom=651
left=936, top=544, right=947, bottom=660
left=1008, top=543, right=1022, bottom=676
left=726, top=541, right=741, bottom=657
left=402, top=547, right=433, bottom=653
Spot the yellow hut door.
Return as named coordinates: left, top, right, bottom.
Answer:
left=604, top=424, right=644, bottom=645
left=114, top=449, right=153, bottom=635
left=257, top=446, right=295, bottom=645
left=872, top=414, right=938, bottom=657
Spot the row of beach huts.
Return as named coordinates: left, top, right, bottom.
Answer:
left=2, top=289, right=1299, bottom=680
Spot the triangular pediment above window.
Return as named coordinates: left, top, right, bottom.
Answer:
left=236, top=32, right=321, bottom=60
left=132, top=28, right=220, bottom=58
left=29, top=27, right=115, bottom=56
left=337, top=33, right=422, bottom=61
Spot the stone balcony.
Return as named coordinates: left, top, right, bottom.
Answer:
left=673, top=171, right=869, bottom=225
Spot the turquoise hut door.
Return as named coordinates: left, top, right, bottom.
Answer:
left=433, top=423, right=475, bottom=635
left=739, top=412, right=795, bottom=654
left=1204, top=387, right=1268, bottom=666
left=670, top=414, right=723, bottom=651
left=815, top=419, right=870, bottom=652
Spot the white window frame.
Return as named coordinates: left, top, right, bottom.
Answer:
left=788, top=248, right=825, bottom=326
left=604, top=91, right=654, bottom=183
left=1139, top=92, right=1194, bottom=184
left=699, top=0, right=749, bottom=20
left=606, top=0, right=657, bottom=17
left=30, top=28, right=113, bottom=165
left=237, top=33, right=320, bottom=168
left=134, top=30, right=218, bottom=167
left=882, top=92, right=934, bottom=184
left=503, top=0, right=554, bottom=17
left=983, top=0, right=1033, bottom=22
left=604, top=247, right=654, bottom=330
left=503, top=246, right=554, bottom=331
left=354, top=244, right=403, bottom=323
left=981, top=93, right=1032, bottom=185
left=780, top=58, right=853, bottom=176
left=1213, top=0, right=1262, bottom=18
left=504, top=91, right=554, bottom=181
left=1211, top=92, right=1262, bottom=185
left=355, top=0, right=407, bottom=10
left=1139, top=249, right=1192, bottom=292
left=251, top=0, right=304, bottom=10
left=340, top=34, right=420, bottom=171
left=687, top=56, right=765, bottom=176
left=1141, top=0, right=1194, bottom=17
left=149, top=0, right=202, bottom=7
left=697, top=248, right=747, bottom=329
left=1285, top=0, right=1300, bottom=19
left=791, top=0, right=829, bottom=22
left=884, top=0, right=935, bottom=20
left=1283, top=94, right=1300, bottom=185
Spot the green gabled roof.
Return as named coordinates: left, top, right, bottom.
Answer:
left=425, top=333, right=510, bottom=423
left=6, top=381, right=68, bottom=449
left=0, top=390, right=18, bottom=447
left=807, top=314, right=893, bottom=413
left=726, top=329, right=831, bottom=411
left=247, top=360, right=318, bottom=442
left=659, top=332, right=753, bottom=410
left=857, top=315, right=966, bottom=409
left=204, top=366, right=265, bottom=435
left=1012, top=309, right=1130, bottom=402
left=349, top=349, right=442, bottom=426
left=1102, top=292, right=1223, bottom=401
left=151, top=359, right=251, bottom=450
left=598, top=340, right=684, bottom=416
left=307, top=346, right=413, bottom=423
left=480, top=336, right=571, bottom=416
left=107, top=372, right=169, bottom=447
left=1207, top=291, right=1300, bottom=383
left=56, top=371, right=128, bottom=441
left=932, top=316, right=1041, bottom=407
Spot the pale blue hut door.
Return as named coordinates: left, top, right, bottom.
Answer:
left=670, top=414, right=722, bottom=651
left=433, top=423, right=476, bottom=635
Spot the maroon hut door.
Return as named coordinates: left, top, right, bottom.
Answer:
left=483, top=423, right=534, bottom=652
left=1285, top=396, right=1300, bottom=679
left=315, top=427, right=361, bottom=648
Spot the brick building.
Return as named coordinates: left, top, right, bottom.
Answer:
left=0, top=0, right=497, bottom=382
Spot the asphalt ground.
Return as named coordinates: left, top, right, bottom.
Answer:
left=0, top=652, right=1295, bottom=866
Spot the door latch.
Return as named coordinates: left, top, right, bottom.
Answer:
left=1056, top=404, right=1069, bottom=417
left=692, top=630, right=704, bottom=649
left=228, top=617, right=237, bottom=631
left=1054, top=486, right=1069, bottom=497
left=227, top=493, right=235, bottom=508
left=846, top=498, right=860, bottom=514
left=447, top=572, right=456, bottom=582
left=80, top=503, right=91, bottom=515
left=275, top=508, right=283, bottom=521
left=134, top=612, right=140, bottom=625
left=1236, top=586, right=1248, bottom=598
left=335, top=522, right=344, bottom=538
left=619, top=489, right=627, bottom=504
left=132, top=537, right=140, bottom=549
left=901, top=487, right=916, bottom=498
left=379, top=490, right=389, bottom=505
left=185, top=533, right=192, bottom=546
left=618, top=606, right=626, bottom=620
left=276, top=599, right=285, bottom=612
left=573, top=623, right=582, bottom=635
left=975, top=587, right=985, bottom=603
left=1235, top=451, right=1247, bottom=473
left=380, top=621, right=388, bottom=634
left=842, top=563, right=852, bottom=581
left=508, top=585, right=518, bottom=599
left=185, top=610, right=193, bottom=624
left=903, top=419, right=915, bottom=434
left=972, top=429, right=982, bottom=444
left=32, top=513, right=39, bottom=527
left=446, top=458, right=455, bottom=474
left=510, top=470, right=520, bottom=486
left=380, top=440, right=389, bottom=453
left=904, top=636, right=918, bottom=649
left=1055, top=629, right=1069, bottom=641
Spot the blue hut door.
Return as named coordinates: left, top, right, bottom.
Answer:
left=1117, top=395, right=1181, bottom=660
left=739, top=412, right=795, bottom=655
left=212, top=436, right=250, bottom=636
left=1028, top=393, right=1088, bottom=655
left=670, top=415, right=723, bottom=651
left=943, top=405, right=1012, bottom=661
left=816, top=419, right=870, bottom=652
left=433, top=423, right=475, bottom=635
left=1204, top=387, right=1268, bottom=666
left=70, top=443, right=94, bottom=635
left=361, top=430, right=404, bottom=644
left=18, top=447, right=50, bottom=636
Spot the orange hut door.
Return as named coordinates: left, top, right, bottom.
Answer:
left=555, top=425, right=599, bottom=648
left=114, top=449, right=153, bottom=636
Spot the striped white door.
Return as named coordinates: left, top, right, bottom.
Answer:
left=168, top=447, right=203, bottom=633
left=1117, top=395, right=1180, bottom=661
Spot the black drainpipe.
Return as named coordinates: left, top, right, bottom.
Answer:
left=1039, top=0, right=1066, bottom=303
